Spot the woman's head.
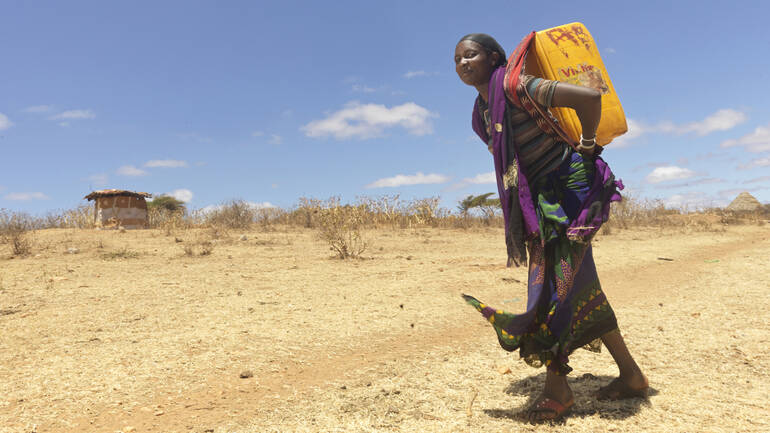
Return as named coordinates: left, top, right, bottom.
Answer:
left=454, top=34, right=506, bottom=87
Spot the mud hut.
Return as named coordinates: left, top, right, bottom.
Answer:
left=84, top=189, right=152, bottom=229
left=726, top=191, right=762, bottom=212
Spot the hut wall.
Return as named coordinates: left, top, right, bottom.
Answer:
left=94, top=196, right=148, bottom=229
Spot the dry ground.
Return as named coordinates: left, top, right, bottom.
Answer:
left=1, top=224, right=769, bottom=433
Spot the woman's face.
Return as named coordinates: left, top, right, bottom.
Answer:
left=454, top=40, right=498, bottom=87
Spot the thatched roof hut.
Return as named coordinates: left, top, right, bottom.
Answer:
left=726, top=191, right=762, bottom=212
left=84, top=189, right=152, bottom=229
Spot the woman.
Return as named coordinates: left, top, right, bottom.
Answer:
left=455, top=33, right=648, bottom=423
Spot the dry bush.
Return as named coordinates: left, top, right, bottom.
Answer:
left=0, top=210, right=34, bottom=256
left=204, top=200, right=257, bottom=229
left=316, top=197, right=368, bottom=259
left=408, top=197, right=442, bottom=227
left=183, top=238, right=215, bottom=256
left=48, top=205, right=95, bottom=229
left=149, top=207, right=188, bottom=234
left=289, top=197, right=323, bottom=228
left=181, top=230, right=218, bottom=256
left=101, top=247, right=140, bottom=260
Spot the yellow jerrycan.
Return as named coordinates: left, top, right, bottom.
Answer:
left=526, top=22, right=627, bottom=146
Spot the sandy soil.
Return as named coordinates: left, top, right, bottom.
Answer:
left=1, top=224, right=769, bottom=432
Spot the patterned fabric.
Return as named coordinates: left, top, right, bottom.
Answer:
left=479, top=75, right=567, bottom=185
left=507, top=75, right=569, bottom=183
left=463, top=153, right=619, bottom=375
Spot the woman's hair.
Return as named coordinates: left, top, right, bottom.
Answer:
left=458, top=33, right=507, bottom=67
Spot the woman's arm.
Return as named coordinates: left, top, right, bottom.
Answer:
left=551, top=83, right=602, bottom=156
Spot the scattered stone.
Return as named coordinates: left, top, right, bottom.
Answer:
left=239, top=370, right=253, bottom=379
left=340, top=385, right=347, bottom=390
left=66, top=247, right=80, bottom=254
left=239, top=234, right=248, bottom=241
left=175, top=237, right=183, bottom=243
left=497, top=365, right=511, bottom=375
left=123, top=427, right=135, bottom=432
left=154, top=410, right=164, bottom=416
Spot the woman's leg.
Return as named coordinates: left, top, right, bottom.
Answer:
left=528, top=370, right=574, bottom=422
left=599, top=329, right=649, bottom=395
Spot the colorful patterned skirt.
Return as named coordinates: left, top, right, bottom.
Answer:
left=463, top=151, right=619, bottom=375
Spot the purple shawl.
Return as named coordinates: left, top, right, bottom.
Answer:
left=471, top=69, right=624, bottom=260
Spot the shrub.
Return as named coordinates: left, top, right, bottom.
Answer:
left=204, top=199, right=256, bottom=229
left=183, top=239, right=215, bottom=256
left=316, top=198, right=368, bottom=259
left=0, top=210, right=34, bottom=256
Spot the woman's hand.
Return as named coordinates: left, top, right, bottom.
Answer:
left=551, top=82, right=602, bottom=152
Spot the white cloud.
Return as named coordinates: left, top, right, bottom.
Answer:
left=116, top=165, right=148, bottom=176
left=352, top=84, right=376, bottom=93
left=365, top=172, right=449, bottom=188
left=144, top=159, right=188, bottom=168
left=718, top=188, right=748, bottom=200
left=302, top=101, right=437, bottom=140
left=611, top=118, right=644, bottom=147
left=251, top=131, right=265, bottom=137
left=199, top=201, right=274, bottom=214
left=50, top=109, right=96, bottom=120
left=0, top=113, right=13, bottom=130
left=169, top=189, right=193, bottom=202
left=404, top=70, right=438, bottom=79
left=656, top=177, right=725, bottom=189
left=85, top=173, right=109, bottom=187
left=4, top=192, right=49, bottom=201
left=614, top=109, right=746, bottom=146
left=448, top=171, right=497, bottom=190
left=269, top=134, right=283, bottom=145
left=721, top=124, right=770, bottom=153
left=23, top=105, right=53, bottom=113
left=646, top=166, right=696, bottom=183
left=605, top=47, right=617, bottom=54
left=58, top=122, right=70, bottom=127
left=744, top=175, right=770, bottom=184
left=738, top=155, right=770, bottom=169
left=662, top=192, right=719, bottom=210
left=464, top=172, right=496, bottom=184
left=674, top=109, right=746, bottom=135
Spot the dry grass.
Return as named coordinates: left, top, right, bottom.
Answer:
left=1, top=224, right=769, bottom=433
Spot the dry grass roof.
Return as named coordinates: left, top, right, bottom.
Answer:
left=84, top=189, right=152, bottom=201
left=726, top=191, right=762, bottom=211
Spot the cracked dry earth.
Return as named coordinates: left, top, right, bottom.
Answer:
left=1, top=225, right=769, bottom=433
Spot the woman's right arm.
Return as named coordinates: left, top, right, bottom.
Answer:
left=550, top=82, right=602, bottom=157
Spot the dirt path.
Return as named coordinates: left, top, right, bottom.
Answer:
left=44, top=226, right=769, bottom=433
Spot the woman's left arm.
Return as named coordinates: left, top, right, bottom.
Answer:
left=551, top=83, right=602, bottom=156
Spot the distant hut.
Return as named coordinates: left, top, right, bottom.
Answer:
left=726, top=191, right=762, bottom=212
left=84, top=189, right=152, bottom=229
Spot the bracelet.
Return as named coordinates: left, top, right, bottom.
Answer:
left=578, top=134, right=597, bottom=150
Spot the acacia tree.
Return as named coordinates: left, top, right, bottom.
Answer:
left=148, top=195, right=187, bottom=213
left=458, top=193, right=501, bottom=221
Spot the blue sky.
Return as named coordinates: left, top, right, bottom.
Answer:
left=2, top=0, right=769, bottom=214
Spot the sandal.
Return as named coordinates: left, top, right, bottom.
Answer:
left=595, top=377, right=649, bottom=401
left=526, top=396, right=574, bottom=424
